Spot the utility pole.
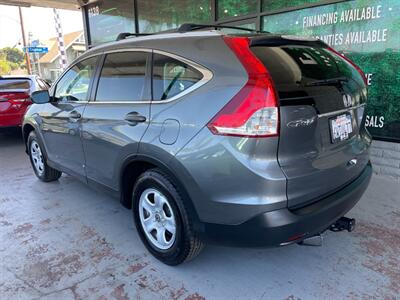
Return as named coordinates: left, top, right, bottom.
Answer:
left=18, top=6, right=31, bottom=75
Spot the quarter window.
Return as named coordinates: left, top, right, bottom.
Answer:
left=96, top=52, right=148, bottom=102
left=152, top=54, right=203, bottom=101
left=54, top=57, right=97, bottom=102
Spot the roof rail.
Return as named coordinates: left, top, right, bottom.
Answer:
left=177, top=23, right=270, bottom=34
left=115, top=24, right=270, bottom=41
left=116, top=32, right=153, bottom=41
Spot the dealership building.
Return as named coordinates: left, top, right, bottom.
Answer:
left=8, top=0, right=400, bottom=179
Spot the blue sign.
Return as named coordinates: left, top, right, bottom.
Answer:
left=31, top=40, right=39, bottom=47
left=24, top=47, right=49, bottom=53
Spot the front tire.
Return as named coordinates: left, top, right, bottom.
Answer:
left=28, top=131, right=62, bottom=182
left=132, top=169, right=204, bottom=265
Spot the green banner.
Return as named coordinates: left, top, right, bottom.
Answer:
left=263, top=0, right=400, bottom=141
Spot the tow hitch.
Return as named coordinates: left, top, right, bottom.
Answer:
left=298, top=217, right=356, bottom=247
left=329, top=217, right=356, bottom=232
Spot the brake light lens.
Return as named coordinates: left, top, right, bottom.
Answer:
left=0, top=92, right=31, bottom=103
left=327, top=47, right=367, bottom=85
left=207, top=36, right=279, bottom=137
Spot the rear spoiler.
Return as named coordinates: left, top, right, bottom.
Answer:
left=250, top=35, right=328, bottom=48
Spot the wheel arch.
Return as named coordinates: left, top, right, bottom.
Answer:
left=22, top=123, right=35, bottom=153
left=22, top=121, right=51, bottom=166
left=119, top=154, right=202, bottom=228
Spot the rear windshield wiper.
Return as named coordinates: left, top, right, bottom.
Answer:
left=302, top=77, right=349, bottom=87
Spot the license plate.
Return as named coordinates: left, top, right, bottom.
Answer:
left=329, top=113, right=353, bottom=143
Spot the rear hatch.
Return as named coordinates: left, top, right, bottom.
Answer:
left=250, top=35, right=371, bottom=209
left=0, top=78, right=32, bottom=123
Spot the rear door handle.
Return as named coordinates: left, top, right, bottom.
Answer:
left=68, top=111, right=82, bottom=120
left=125, top=112, right=146, bottom=124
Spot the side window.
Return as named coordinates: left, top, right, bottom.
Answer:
left=96, top=51, right=148, bottom=102
left=54, top=57, right=97, bottom=102
left=152, top=54, right=203, bottom=101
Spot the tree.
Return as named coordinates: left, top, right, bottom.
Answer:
left=0, top=47, right=25, bottom=65
left=0, top=48, right=25, bottom=73
left=0, top=60, right=11, bottom=75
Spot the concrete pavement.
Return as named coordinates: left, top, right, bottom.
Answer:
left=0, top=131, right=399, bottom=300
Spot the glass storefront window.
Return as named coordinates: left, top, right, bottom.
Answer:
left=218, top=0, right=258, bottom=19
left=262, top=0, right=400, bottom=141
left=87, top=0, right=135, bottom=44
left=219, top=22, right=256, bottom=33
left=262, top=0, right=323, bottom=12
left=137, top=0, right=212, bottom=33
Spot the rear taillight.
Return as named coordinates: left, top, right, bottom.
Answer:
left=327, top=47, right=367, bottom=85
left=0, top=92, right=31, bottom=103
left=207, top=36, right=279, bottom=138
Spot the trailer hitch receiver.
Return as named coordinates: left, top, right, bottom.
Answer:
left=330, top=217, right=356, bottom=232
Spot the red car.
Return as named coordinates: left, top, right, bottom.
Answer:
left=0, top=75, right=49, bottom=128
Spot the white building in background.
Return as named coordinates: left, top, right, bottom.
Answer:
left=36, top=31, right=85, bottom=82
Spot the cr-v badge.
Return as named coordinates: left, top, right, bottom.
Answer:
left=287, top=117, right=316, bottom=128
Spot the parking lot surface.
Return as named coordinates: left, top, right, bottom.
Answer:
left=1, top=131, right=399, bottom=300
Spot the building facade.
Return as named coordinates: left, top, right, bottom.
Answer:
left=38, top=31, right=86, bottom=82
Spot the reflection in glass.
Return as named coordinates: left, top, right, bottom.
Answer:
left=219, top=22, right=256, bottom=34
left=137, top=0, right=211, bottom=33
left=54, top=57, right=97, bottom=102
left=218, top=0, right=258, bottom=19
left=87, top=0, right=135, bottom=44
left=152, top=54, right=202, bottom=100
left=262, top=0, right=322, bottom=12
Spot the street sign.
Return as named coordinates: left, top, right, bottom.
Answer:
left=24, top=47, right=49, bottom=53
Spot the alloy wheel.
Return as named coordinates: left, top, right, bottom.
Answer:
left=30, top=140, right=44, bottom=175
left=138, top=188, right=177, bottom=250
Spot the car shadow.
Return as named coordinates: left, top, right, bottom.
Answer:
left=0, top=128, right=24, bottom=147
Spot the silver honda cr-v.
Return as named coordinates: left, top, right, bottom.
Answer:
left=23, top=24, right=372, bottom=265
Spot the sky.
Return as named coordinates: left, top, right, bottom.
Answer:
left=0, top=5, right=83, bottom=48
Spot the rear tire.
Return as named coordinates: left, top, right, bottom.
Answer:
left=132, top=169, right=204, bottom=265
left=28, top=131, right=62, bottom=182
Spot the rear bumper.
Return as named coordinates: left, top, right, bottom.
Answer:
left=0, top=113, right=24, bottom=127
left=200, top=162, right=372, bottom=247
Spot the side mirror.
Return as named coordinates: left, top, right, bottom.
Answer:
left=31, top=90, right=50, bottom=104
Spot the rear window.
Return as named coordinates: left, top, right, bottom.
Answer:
left=0, top=79, right=31, bottom=90
left=251, top=46, right=364, bottom=87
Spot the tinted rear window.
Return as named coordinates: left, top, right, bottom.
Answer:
left=251, top=46, right=364, bottom=86
left=0, top=79, right=31, bottom=90
left=251, top=45, right=366, bottom=113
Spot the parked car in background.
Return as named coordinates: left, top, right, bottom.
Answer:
left=0, top=75, right=49, bottom=129
left=23, top=24, right=372, bottom=265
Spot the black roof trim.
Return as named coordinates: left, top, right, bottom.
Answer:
left=115, top=23, right=271, bottom=41
left=116, top=32, right=153, bottom=41
left=177, top=23, right=267, bottom=33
